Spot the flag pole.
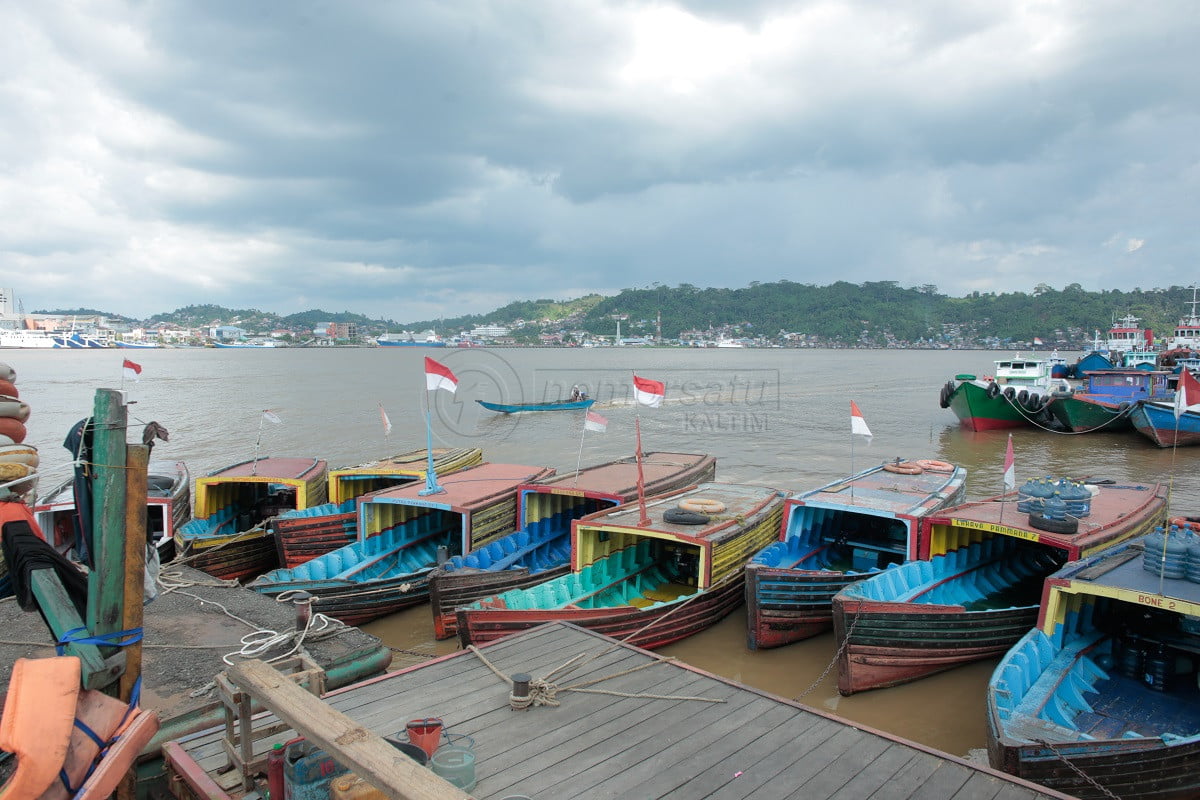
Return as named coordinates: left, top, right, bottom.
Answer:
left=252, top=412, right=265, bottom=475
left=574, top=414, right=587, bottom=488
left=635, top=414, right=650, bottom=526
left=420, top=389, right=445, bottom=496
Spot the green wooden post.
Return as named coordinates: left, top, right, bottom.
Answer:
left=88, top=388, right=129, bottom=679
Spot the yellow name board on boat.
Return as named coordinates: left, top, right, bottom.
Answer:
left=951, top=518, right=1041, bottom=542
left=553, top=489, right=586, bottom=498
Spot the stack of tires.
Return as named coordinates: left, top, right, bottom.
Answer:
left=0, top=362, right=37, bottom=499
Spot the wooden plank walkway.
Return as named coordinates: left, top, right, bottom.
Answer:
left=171, top=622, right=1072, bottom=799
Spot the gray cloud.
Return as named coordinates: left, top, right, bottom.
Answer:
left=2, top=1, right=1197, bottom=319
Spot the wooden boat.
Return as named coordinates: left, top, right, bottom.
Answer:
left=246, top=462, right=555, bottom=625
left=940, top=355, right=1067, bottom=431
left=745, top=458, right=967, bottom=650
left=34, top=459, right=190, bottom=562
left=986, top=534, right=1200, bottom=800
left=427, top=451, right=717, bottom=639
left=1047, top=369, right=1172, bottom=433
left=832, top=480, right=1167, bottom=695
left=1129, top=399, right=1200, bottom=447
left=271, top=447, right=483, bottom=568
left=456, top=482, right=787, bottom=650
left=174, top=457, right=328, bottom=581
left=475, top=398, right=594, bottom=413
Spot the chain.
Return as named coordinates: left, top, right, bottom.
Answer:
left=1034, top=739, right=1122, bottom=800
left=794, top=601, right=862, bottom=701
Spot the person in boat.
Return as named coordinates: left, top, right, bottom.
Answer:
left=570, top=384, right=587, bottom=402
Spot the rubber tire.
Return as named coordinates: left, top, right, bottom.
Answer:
left=1029, top=513, right=1078, bottom=535
left=1017, top=390, right=1029, bottom=407
left=939, top=383, right=950, bottom=409
left=1004, top=387, right=1016, bottom=401
left=986, top=382, right=1001, bottom=399
left=664, top=507, right=710, bottom=525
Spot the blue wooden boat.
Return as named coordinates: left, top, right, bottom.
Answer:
left=427, top=451, right=717, bottom=639
left=832, top=480, right=1167, bottom=695
left=1047, top=369, right=1173, bottom=433
left=246, top=462, right=554, bottom=626
left=745, top=458, right=967, bottom=650
left=1130, top=399, right=1200, bottom=447
left=987, top=533, right=1200, bottom=799
left=476, top=399, right=594, bottom=413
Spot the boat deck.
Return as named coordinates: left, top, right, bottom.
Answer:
left=204, top=457, right=326, bottom=480
left=1074, top=672, right=1200, bottom=739
left=171, top=622, right=1069, bottom=799
left=801, top=465, right=962, bottom=516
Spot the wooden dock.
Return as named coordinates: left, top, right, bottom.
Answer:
left=167, top=622, right=1072, bottom=799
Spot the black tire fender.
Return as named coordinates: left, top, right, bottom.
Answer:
left=1028, top=513, right=1078, bottom=535
left=664, top=507, right=710, bottom=525
left=986, top=382, right=1001, bottom=399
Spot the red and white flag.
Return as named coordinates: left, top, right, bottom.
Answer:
left=850, top=400, right=872, bottom=438
left=1175, top=368, right=1200, bottom=420
left=122, top=358, right=142, bottom=382
left=262, top=409, right=283, bottom=425
left=379, top=403, right=393, bottom=436
left=632, top=375, right=665, bottom=408
left=1003, top=433, right=1015, bottom=491
left=424, top=357, right=458, bottom=394
left=584, top=410, right=608, bottom=433
left=1033, top=337, right=1044, bottom=346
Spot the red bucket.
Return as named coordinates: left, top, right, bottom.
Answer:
left=405, top=717, right=444, bottom=759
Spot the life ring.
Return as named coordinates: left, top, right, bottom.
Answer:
left=0, top=461, right=32, bottom=482
left=1169, top=517, right=1200, bottom=533
left=883, top=461, right=923, bottom=475
left=0, top=445, right=38, bottom=467
left=664, top=507, right=712, bottom=525
left=679, top=497, right=726, bottom=514
left=912, top=459, right=954, bottom=473
left=0, top=418, right=26, bottom=444
left=0, top=396, right=30, bottom=422
left=1028, top=513, right=1078, bottom=535
left=0, top=380, right=17, bottom=398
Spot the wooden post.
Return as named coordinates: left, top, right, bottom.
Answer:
left=120, top=443, right=148, bottom=705
left=87, top=388, right=129, bottom=665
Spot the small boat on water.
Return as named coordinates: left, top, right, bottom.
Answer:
left=456, top=482, right=787, bottom=650
left=427, top=451, right=717, bottom=639
left=745, top=458, right=967, bottom=650
left=476, top=398, right=594, bottom=413
left=247, top=462, right=555, bottom=625
left=1047, top=369, right=1173, bottom=433
left=174, top=456, right=328, bottom=581
left=1129, top=398, right=1200, bottom=447
left=940, top=355, right=1067, bottom=431
left=271, top=447, right=483, bottom=568
left=987, top=533, right=1200, bottom=800
left=35, top=459, right=190, bottom=562
left=831, top=479, right=1167, bottom=695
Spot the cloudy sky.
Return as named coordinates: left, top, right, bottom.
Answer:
left=3, top=1, right=1196, bottom=321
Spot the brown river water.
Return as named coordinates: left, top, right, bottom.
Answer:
left=9, top=345, right=1196, bottom=758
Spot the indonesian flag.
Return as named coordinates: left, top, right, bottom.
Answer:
left=1033, top=337, right=1044, bottom=346
left=379, top=403, right=393, bottom=436
left=632, top=375, right=665, bottom=408
left=122, top=359, right=142, bottom=382
left=262, top=409, right=283, bottom=425
left=1175, top=368, right=1200, bottom=420
left=585, top=411, right=608, bottom=433
left=424, top=357, right=458, bottom=394
left=850, top=400, right=871, bottom=438
left=1003, top=433, right=1015, bottom=491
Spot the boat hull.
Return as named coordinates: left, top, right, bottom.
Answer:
left=833, top=601, right=1039, bottom=694
left=1047, top=395, right=1135, bottom=432
left=746, top=564, right=855, bottom=647
left=947, top=381, right=1041, bottom=431
left=476, top=399, right=594, bottom=413
left=457, top=572, right=746, bottom=650
left=252, top=571, right=432, bottom=627
left=1130, top=401, right=1200, bottom=447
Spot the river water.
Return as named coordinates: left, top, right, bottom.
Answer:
left=8, top=346, right=1195, bottom=757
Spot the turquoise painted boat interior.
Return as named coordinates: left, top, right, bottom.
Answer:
left=992, top=596, right=1200, bottom=743
left=751, top=505, right=908, bottom=574
left=470, top=539, right=696, bottom=611
left=840, top=536, right=1062, bottom=610
left=252, top=509, right=458, bottom=587
left=442, top=492, right=614, bottom=575
left=177, top=506, right=236, bottom=541
left=277, top=499, right=356, bottom=520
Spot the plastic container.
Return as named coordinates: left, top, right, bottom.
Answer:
left=283, top=738, right=349, bottom=800
left=1143, top=529, right=1188, bottom=579
left=430, top=745, right=476, bottom=793
left=267, top=742, right=286, bottom=800
left=405, top=718, right=444, bottom=759
left=1143, top=644, right=1172, bottom=692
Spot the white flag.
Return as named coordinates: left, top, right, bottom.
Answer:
left=262, top=409, right=283, bottom=424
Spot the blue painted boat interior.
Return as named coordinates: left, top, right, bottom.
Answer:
left=992, top=595, right=1200, bottom=743
left=751, top=504, right=908, bottom=574
left=441, top=493, right=614, bottom=576
left=471, top=539, right=697, bottom=611
left=251, top=509, right=459, bottom=588
left=841, top=535, right=1063, bottom=610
